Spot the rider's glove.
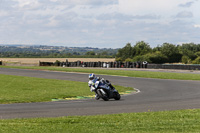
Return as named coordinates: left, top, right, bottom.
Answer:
left=88, top=80, right=93, bottom=87
left=90, top=86, right=95, bottom=92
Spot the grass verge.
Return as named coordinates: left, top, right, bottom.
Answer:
left=0, top=74, right=132, bottom=104
left=0, top=109, right=200, bottom=133
left=1, top=65, right=200, bottom=80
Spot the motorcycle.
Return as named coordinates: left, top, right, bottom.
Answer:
left=91, top=80, right=121, bottom=101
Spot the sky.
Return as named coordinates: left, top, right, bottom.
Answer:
left=0, top=0, right=200, bottom=48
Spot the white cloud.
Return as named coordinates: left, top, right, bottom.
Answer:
left=118, top=0, right=180, bottom=15
left=46, top=0, right=117, bottom=6
left=0, top=10, right=8, bottom=17
left=45, top=16, right=60, bottom=27
left=194, top=25, right=200, bottom=28
left=0, top=0, right=200, bottom=47
left=176, top=11, right=193, bottom=18
left=49, top=0, right=58, bottom=2
left=179, top=1, right=195, bottom=7
left=13, top=0, right=41, bottom=9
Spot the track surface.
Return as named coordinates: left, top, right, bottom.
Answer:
left=0, top=68, right=200, bottom=119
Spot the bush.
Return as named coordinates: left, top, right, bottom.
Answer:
left=115, top=57, right=123, bottom=62
left=195, top=51, right=200, bottom=57
left=54, top=60, right=61, bottom=66
left=147, top=52, right=168, bottom=64
left=192, top=57, right=200, bottom=64
left=132, top=55, right=150, bottom=63
left=125, top=58, right=133, bottom=62
left=132, top=52, right=168, bottom=64
left=181, top=56, right=191, bottom=64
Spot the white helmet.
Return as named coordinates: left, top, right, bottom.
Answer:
left=89, top=73, right=95, bottom=80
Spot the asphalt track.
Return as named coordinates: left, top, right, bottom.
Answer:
left=0, top=68, right=200, bottom=119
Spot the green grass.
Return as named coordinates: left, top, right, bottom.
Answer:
left=0, top=74, right=131, bottom=104
left=1, top=65, right=200, bottom=80
left=0, top=109, right=200, bottom=133
left=1, top=66, right=200, bottom=132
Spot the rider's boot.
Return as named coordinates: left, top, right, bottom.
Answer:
left=95, top=94, right=100, bottom=100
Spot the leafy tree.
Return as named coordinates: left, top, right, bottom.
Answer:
left=147, top=52, right=168, bottom=64
left=116, top=43, right=134, bottom=61
left=179, top=49, right=197, bottom=60
left=178, top=43, right=198, bottom=60
left=153, top=45, right=161, bottom=52
left=73, top=52, right=80, bottom=55
left=160, top=43, right=182, bottom=63
left=100, top=51, right=108, bottom=56
left=85, top=51, right=95, bottom=56
left=133, top=41, right=152, bottom=56
left=66, top=53, right=72, bottom=56
left=161, top=43, right=176, bottom=57
left=181, top=43, right=200, bottom=52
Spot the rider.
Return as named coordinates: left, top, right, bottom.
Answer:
left=88, top=73, right=115, bottom=100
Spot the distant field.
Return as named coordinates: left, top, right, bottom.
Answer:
left=0, top=58, right=115, bottom=66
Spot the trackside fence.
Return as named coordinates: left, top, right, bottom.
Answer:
left=147, top=64, right=200, bottom=70
left=38, top=60, right=200, bottom=70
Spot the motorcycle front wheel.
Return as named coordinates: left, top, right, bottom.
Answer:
left=102, top=95, right=109, bottom=101
left=114, top=92, right=121, bottom=100
left=97, top=89, right=109, bottom=101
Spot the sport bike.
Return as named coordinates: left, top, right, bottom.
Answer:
left=91, top=80, right=121, bottom=101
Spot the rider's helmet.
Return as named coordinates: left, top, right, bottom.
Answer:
left=89, top=73, right=95, bottom=80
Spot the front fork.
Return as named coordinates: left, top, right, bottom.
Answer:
left=99, top=89, right=106, bottom=95
left=96, top=89, right=106, bottom=97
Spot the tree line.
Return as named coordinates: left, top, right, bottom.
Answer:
left=1, top=43, right=200, bottom=64
left=0, top=46, right=117, bottom=58
left=0, top=51, right=115, bottom=58
left=115, top=41, right=200, bottom=64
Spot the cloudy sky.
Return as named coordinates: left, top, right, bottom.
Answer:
left=0, top=0, right=200, bottom=48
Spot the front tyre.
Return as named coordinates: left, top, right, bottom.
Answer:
left=102, top=94, right=109, bottom=101
left=97, top=89, right=109, bottom=101
left=114, top=92, right=121, bottom=100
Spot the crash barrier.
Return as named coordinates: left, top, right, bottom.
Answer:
left=39, top=62, right=54, bottom=66
left=39, top=60, right=200, bottom=70
left=39, top=61, right=147, bottom=68
left=61, top=61, right=148, bottom=68
left=147, top=64, right=200, bottom=70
